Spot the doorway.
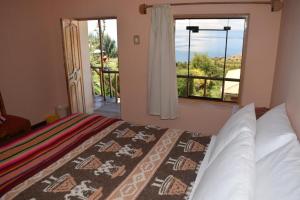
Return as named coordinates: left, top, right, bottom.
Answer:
left=87, top=19, right=120, bottom=118
left=61, top=18, right=121, bottom=118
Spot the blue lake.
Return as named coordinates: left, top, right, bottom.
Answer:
left=175, top=30, right=244, bottom=62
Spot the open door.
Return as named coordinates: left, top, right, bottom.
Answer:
left=61, top=19, right=85, bottom=113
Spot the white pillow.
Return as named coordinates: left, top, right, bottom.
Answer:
left=256, top=103, right=296, bottom=161
left=191, top=104, right=256, bottom=200
left=255, top=139, right=300, bottom=200
left=192, top=130, right=255, bottom=200
left=209, top=103, right=256, bottom=163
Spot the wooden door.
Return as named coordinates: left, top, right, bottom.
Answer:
left=61, top=19, right=85, bottom=113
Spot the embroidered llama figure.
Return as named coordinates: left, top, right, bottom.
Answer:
left=177, top=140, right=205, bottom=152
left=42, top=174, right=103, bottom=200
left=64, top=180, right=102, bottom=200
left=72, top=156, right=125, bottom=179
left=115, top=144, right=143, bottom=158
left=166, top=156, right=197, bottom=171
left=94, top=160, right=126, bottom=179
left=152, top=175, right=188, bottom=196
left=132, top=131, right=156, bottom=143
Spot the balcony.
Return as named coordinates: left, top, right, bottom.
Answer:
left=91, top=66, right=120, bottom=118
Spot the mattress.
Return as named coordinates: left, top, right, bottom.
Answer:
left=0, top=114, right=210, bottom=200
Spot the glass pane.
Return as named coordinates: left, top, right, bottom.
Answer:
left=175, top=18, right=246, bottom=101
left=176, top=61, right=188, bottom=76
left=175, top=20, right=189, bottom=75
left=224, top=81, right=240, bottom=102
left=225, top=19, right=245, bottom=76
left=188, top=78, right=205, bottom=97
left=205, top=80, right=223, bottom=98
left=177, top=77, right=188, bottom=97
left=189, top=30, right=226, bottom=77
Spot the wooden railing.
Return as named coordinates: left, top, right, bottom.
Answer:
left=177, top=74, right=240, bottom=102
left=90, top=68, right=239, bottom=103
left=91, top=66, right=120, bottom=103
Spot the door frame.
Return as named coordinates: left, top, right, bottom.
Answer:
left=60, top=16, right=120, bottom=114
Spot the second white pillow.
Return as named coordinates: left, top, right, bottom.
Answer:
left=256, top=103, right=296, bottom=161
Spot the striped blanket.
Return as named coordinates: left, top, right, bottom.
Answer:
left=1, top=115, right=210, bottom=200
left=0, top=114, right=119, bottom=197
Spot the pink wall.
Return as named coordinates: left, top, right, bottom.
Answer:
left=271, top=0, right=300, bottom=137
left=0, top=0, right=281, bottom=134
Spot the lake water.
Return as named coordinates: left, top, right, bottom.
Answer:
left=175, top=30, right=244, bottom=62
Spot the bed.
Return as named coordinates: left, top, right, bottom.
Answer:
left=2, top=104, right=300, bottom=200
left=0, top=113, right=210, bottom=200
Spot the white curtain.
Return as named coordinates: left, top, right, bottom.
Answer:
left=148, top=4, right=178, bottom=120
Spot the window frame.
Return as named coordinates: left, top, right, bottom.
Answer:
left=174, top=14, right=249, bottom=104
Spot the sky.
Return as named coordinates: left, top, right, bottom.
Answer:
left=175, top=19, right=246, bottom=61
left=86, top=18, right=245, bottom=61
left=88, top=19, right=118, bottom=44
left=175, top=18, right=245, bottom=31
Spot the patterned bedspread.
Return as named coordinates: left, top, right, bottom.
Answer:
left=1, top=115, right=210, bottom=200
left=0, top=114, right=118, bottom=197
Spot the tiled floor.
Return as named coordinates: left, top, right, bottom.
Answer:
left=93, top=96, right=121, bottom=119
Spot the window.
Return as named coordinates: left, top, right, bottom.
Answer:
left=175, top=18, right=247, bottom=103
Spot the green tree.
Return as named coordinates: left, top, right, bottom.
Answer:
left=191, top=53, right=223, bottom=77
left=88, top=33, right=100, bottom=67
left=103, top=34, right=117, bottom=58
left=176, top=53, right=242, bottom=99
left=88, top=30, right=117, bottom=58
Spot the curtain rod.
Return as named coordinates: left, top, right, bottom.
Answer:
left=139, top=0, right=283, bottom=14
